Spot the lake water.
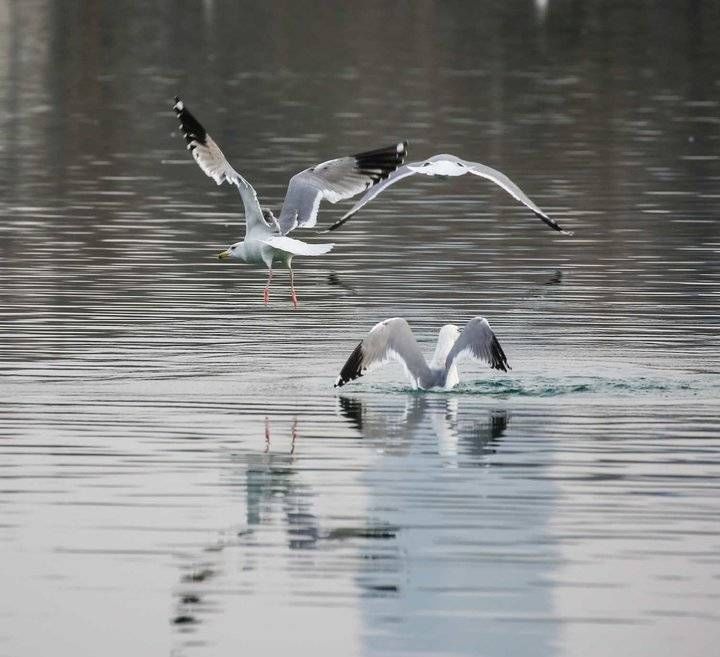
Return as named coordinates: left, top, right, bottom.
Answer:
left=1, top=1, right=719, bottom=656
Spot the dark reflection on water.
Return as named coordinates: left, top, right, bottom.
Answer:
left=338, top=394, right=508, bottom=460
left=2, top=1, right=720, bottom=656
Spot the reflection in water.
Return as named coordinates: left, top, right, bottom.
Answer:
left=3, top=1, right=720, bottom=656
left=171, top=402, right=510, bottom=644
left=327, top=270, right=359, bottom=296
left=336, top=395, right=558, bottom=656
left=338, top=394, right=508, bottom=463
left=171, top=417, right=312, bottom=636
left=170, top=414, right=401, bottom=642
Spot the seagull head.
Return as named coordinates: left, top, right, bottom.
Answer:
left=217, top=241, right=246, bottom=261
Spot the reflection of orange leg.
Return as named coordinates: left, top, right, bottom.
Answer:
left=263, top=269, right=273, bottom=306
left=264, top=417, right=270, bottom=453
left=290, top=417, right=298, bottom=454
left=289, top=267, right=298, bottom=309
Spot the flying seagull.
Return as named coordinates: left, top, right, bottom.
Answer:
left=335, top=317, right=510, bottom=390
left=172, top=96, right=407, bottom=307
left=326, top=153, right=571, bottom=234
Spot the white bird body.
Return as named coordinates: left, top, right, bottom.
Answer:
left=172, top=97, right=406, bottom=306
left=409, top=156, right=465, bottom=177
left=429, top=324, right=461, bottom=388
left=335, top=317, right=510, bottom=390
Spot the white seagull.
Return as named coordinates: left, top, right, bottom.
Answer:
left=172, top=97, right=407, bottom=307
left=334, top=317, right=510, bottom=390
left=326, top=153, right=571, bottom=234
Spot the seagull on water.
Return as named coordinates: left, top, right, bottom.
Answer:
left=335, top=317, right=510, bottom=390
left=326, top=153, right=572, bottom=234
left=172, top=97, right=407, bottom=307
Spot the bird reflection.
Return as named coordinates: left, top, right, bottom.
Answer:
left=338, top=395, right=508, bottom=463
left=171, top=403, right=508, bottom=636
left=248, top=417, right=315, bottom=547
left=171, top=414, right=400, bottom=637
left=327, top=270, right=359, bottom=296
left=264, top=416, right=297, bottom=454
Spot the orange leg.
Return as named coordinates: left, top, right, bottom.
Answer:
left=263, top=269, right=273, bottom=306
left=289, top=267, right=298, bottom=309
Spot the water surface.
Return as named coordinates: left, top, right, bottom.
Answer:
left=1, top=1, right=719, bottom=656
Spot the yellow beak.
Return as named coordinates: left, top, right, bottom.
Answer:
left=217, top=249, right=231, bottom=260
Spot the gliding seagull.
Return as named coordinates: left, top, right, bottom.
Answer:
left=335, top=317, right=510, bottom=390
left=172, top=97, right=407, bottom=307
left=326, top=153, right=572, bottom=234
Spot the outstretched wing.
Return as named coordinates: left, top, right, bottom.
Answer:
left=277, top=142, right=407, bottom=234
left=326, top=165, right=417, bottom=231
left=172, top=97, right=267, bottom=235
left=327, top=153, right=571, bottom=235
left=259, top=235, right=333, bottom=256
left=445, top=317, right=510, bottom=374
left=335, top=318, right=430, bottom=388
left=462, top=158, right=570, bottom=234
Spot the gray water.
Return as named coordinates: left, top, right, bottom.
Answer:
left=1, top=1, right=720, bottom=655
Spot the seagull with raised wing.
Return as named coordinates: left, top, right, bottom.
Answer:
left=172, top=97, right=406, bottom=307
left=326, top=153, right=571, bottom=234
left=335, top=317, right=510, bottom=390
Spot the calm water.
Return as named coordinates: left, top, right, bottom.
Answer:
left=1, top=1, right=720, bottom=656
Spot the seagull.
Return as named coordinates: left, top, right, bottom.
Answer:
left=326, top=153, right=572, bottom=234
left=172, top=97, right=407, bottom=307
left=335, top=317, right=510, bottom=390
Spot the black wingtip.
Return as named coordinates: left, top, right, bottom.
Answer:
left=490, top=335, right=510, bottom=372
left=171, top=96, right=207, bottom=148
left=352, top=142, right=408, bottom=184
left=535, top=209, right=572, bottom=235
left=335, top=342, right=365, bottom=387
left=326, top=213, right=354, bottom=232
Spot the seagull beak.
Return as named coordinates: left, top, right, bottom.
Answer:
left=217, top=249, right=231, bottom=260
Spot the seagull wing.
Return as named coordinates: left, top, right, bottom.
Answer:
left=461, top=157, right=571, bottom=234
left=259, top=235, right=333, bottom=256
left=445, top=316, right=510, bottom=374
left=173, top=97, right=267, bottom=235
left=335, top=318, right=431, bottom=388
left=328, top=153, right=571, bottom=234
left=326, top=165, right=418, bottom=231
left=277, top=142, right=407, bottom=234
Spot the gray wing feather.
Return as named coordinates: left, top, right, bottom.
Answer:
left=173, top=97, right=267, bottom=236
left=335, top=318, right=431, bottom=388
left=445, top=317, right=510, bottom=373
left=278, top=143, right=407, bottom=234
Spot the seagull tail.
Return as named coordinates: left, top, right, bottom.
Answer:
left=260, top=236, right=333, bottom=256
